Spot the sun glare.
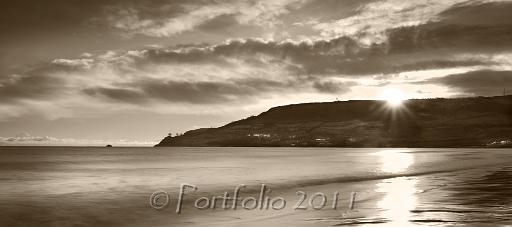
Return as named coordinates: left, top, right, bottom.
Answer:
left=381, top=88, right=406, bottom=107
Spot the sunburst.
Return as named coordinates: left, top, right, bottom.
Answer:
left=381, top=88, right=406, bottom=107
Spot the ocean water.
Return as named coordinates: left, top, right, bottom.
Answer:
left=1, top=147, right=512, bottom=226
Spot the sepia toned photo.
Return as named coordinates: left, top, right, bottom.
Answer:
left=1, top=0, right=512, bottom=226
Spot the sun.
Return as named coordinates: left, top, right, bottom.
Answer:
left=381, top=88, right=406, bottom=107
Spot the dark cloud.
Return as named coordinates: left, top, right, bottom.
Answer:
left=194, top=13, right=266, bottom=38
left=140, top=80, right=248, bottom=104
left=196, top=14, right=239, bottom=31
left=0, top=0, right=242, bottom=75
left=387, top=1, right=512, bottom=54
left=313, top=81, right=355, bottom=94
left=206, top=37, right=387, bottom=76
left=0, top=62, right=76, bottom=103
left=0, top=0, right=193, bottom=33
left=0, top=60, right=94, bottom=103
left=285, top=0, right=373, bottom=22
left=0, top=74, right=63, bottom=103
left=0, top=0, right=168, bottom=75
left=437, top=1, right=512, bottom=26
left=139, top=36, right=487, bottom=77
left=142, top=48, right=232, bottom=66
left=84, top=78, right=293, bottom=104
left=387, top=24, right=512, bottom=54
left=83, top=87, right=147, bottom=104
left=83, top=75, right=361, bottom=104
left=0, top=0, right=105, bottom=72
left=424, top=70, right=512, bottom=96
left=395, top=60, right=488, bottom=72
left=0, top=0, right=106, bottom=33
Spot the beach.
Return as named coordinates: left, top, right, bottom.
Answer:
left=1, top=147, right=512, bottom=226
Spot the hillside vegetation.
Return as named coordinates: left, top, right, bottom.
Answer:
left=156, top=96, right=512, bottom=147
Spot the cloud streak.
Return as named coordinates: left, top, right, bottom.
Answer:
left=424, top=70, right=512, bottom=96
left=101, top=0, right=308, bottom=37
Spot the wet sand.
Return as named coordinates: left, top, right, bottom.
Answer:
left=141, top=167, right=512, bottom=227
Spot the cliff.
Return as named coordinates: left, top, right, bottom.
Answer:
left=155, top=96, right=512, bottom=147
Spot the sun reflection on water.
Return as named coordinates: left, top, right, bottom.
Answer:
left=376, top=177, right=419, bottom=226
left=375, top=150, right=419, bottom=226
left=375, top=149, right=414, bottom=173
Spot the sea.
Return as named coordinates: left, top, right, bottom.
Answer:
left=1, top=146, right=512, bottom=226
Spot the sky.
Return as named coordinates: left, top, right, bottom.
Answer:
left=1, top=0, right=512, bottom=145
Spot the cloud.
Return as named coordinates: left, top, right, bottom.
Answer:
left=0, top=33, right=496, bottom=109
left=101, top=0, right=308, bottom=37
left=312, top=0, right=469, bottom=43
left=139, top=79, right=289, bottom=103
left=312, top=0, right=512, bottom=49
left=386, top=24, right=512, bottom=55
left=1, top=135, right=58, bottom=143
left=83, top=87, right=147, bottom=104
left=52, top=58, right=94, bottom=69
left=195, top=14, right=241, bottom=33
left=139, top=37, right=489, bottom=76
left=73, top=36, right=492, bottom=104
left=380, top=1, right=512, bottom=55
left=0, top=73, right=64, bottom=103
left=0, top=58, right=97, bottom=104
left=85, top=77, right=303, bottom=104
left=2, top=0, right=512, bottom=121
left=436, top=1, right=512, bottom=26
left=313, top=81, right=356, bottom=94
left=423, top=70, right=512, bottom=96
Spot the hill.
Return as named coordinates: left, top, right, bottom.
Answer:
left=155, top=96, right=512, bottom=147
